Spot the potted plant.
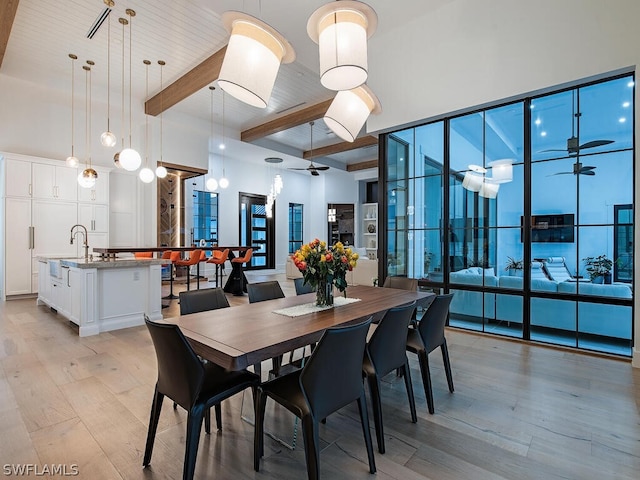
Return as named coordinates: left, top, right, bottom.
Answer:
left=583, top=255, right=613, bottom=284
left=505, top=256, right=524, bottom=276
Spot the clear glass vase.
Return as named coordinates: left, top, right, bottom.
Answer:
left=315, top=277, right=334, bottom=306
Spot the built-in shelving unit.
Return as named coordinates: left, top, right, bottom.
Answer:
left=361, top=202, right=377, bottom=260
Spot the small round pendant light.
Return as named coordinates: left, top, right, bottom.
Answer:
left=119, top=9, right=141, bottom=171
left=66, top=53, right=79, bottom=168
left=100, top=0, right=117, bottom=147
left=139, top=59, right=154, bottom=183
left=78, top=62, right=98, bottom=189
left=155, top=60, right=168, bottom=179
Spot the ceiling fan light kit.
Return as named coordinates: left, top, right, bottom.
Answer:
left=307, top=0, right=377, bottom=91
left=219, top=12, right=295, bottom=108
left=324, top=84, right=381, bottom=142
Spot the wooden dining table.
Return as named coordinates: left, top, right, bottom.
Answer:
left=174, top=285, right=435, bottom=371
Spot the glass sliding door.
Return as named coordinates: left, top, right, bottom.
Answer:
left=239, top=192, right=275, bottom=269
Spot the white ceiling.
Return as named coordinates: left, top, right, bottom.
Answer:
left=3, top=0, right=443, bottom=170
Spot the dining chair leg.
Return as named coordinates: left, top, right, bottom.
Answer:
left=254, top=390, right=267, bottom=471
left=441, top=340, right=455, bottom=393
left=204, top=408, right=211, bottom=434
left=184, top=405, right=205, bottom=480
left=301, top=415, right=320, bottom=480
left=417, top=350, right=435, bottom=414
left=366, top=374, right=385, bottom=454
left=356, top=393, right=377, bottom=474
left=143, top=388, right=164, bottom=467
left=401, top=361, right=418, bottom=423
left=214, top=404, right=222, bottom=430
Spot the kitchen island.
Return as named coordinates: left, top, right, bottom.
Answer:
left=37, top=256, right=164, bottom=336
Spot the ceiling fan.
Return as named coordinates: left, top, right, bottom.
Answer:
left=549, top=161, right=596, bottom=176
left=540, top=90, right=614, bottom=156
left=289, top=121, right=330, bottom=176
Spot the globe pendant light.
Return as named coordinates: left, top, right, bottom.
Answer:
left=155, top=60, right=168, bottom=179
left=139, top=59, right=154, bottom=184
left=66, top=53, right=79, bottom=168
left=218, top=89, right=229, bottom=188
left=206, top=85, right=218, bottom=192
left=307, top=1, right=378, bottom=91
left=323, top=83, right=381, bottom=142
left=100, top=0, right=116, bottom=148
left=119, top=8, right=141, bottom=172
left=114, top=16, right=128, bottom=168
left=218, top=11, right=295, bottom=108
left=78, top=61, right=98, bottom=189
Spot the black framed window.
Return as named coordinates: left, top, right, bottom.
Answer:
left=289, top=203, right=303, bottom=253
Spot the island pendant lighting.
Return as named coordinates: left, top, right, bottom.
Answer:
left=114, top=16, right=128, bottom=169
left=78, top=62, right=98, bottom=189
left=218, top=90, right=229, bottom=188
left=139, top=60, right=154, bottom=183
left=479, top=178, right=500, bottom=199
left=218, top=11, right=295, bottom=108
left=100, top=1, right=117, bottom=148
left=307, top=0, right=378, bottom=91
left=462, top=165, right=486, bottom=193
left=66, top=53, right=79, bottom=168
left=119, top=8, right=141, bottom=172
left=323, top=83, right=381, bottom=142
left=155, top=60, right=168, bottom=179
left=488, top=159, right=513, bottom=184
left=206, top=85, right=218, bottom=192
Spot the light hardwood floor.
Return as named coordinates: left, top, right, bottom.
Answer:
left=1, top=272, right=639, bottom=479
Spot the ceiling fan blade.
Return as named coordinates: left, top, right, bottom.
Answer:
left=579, top=140, right=613, bottom=150
left=310, top=169, right=320, bottom=176
left=539, top=148, right=568, bottom=153
left=314, top=166, right=330, bottom=171
left=579, top=170, right=596, bottom=176
left=288, top=168, right=308, bottom=170
left=547, top=171, right=573, bottom=176
left=580, top=166, right=596, bottom=171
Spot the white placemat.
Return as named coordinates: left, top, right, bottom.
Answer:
left=273, top=296, right=361, bottom=317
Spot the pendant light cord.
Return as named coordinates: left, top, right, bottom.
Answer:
left=70, top=54, right=76, bottom=157
left=106, top=12, right=111, bottom=131
left=128, top=12, right=133, bottom=148
left=119, top=18, right=127, bottom=149
left=144, top=60, right=150, bottom=167
left=159, top=61, right=164, bottom=164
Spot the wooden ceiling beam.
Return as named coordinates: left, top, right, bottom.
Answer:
left=347, top=159, right=378, bottom=172
left=304, top=135, right=378, bottom=159
left=241, top=99, right=334, bottom=143
left=0, top=0, right=20, bottom=69
left=144, top=45, right=227, bottom=116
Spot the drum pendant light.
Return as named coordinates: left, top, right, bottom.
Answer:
left=66, top=53, right=79, bottom=168
left=218, top=11, right=295, bottom=108
left=307, top=1, right=378, bottom=91
left=119, top=8, right=141, bottom=171
left=323, top=83, right=381, bottom=142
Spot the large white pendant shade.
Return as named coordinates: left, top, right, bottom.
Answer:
left=307, top=1, right=377, bottom=91
left=119, top=147, right=142, bottom=171
left=488, top=159, right=513, bottom=183
left=218, top=12, right=295, bottom=108
left=323, top=84, right=381, bottom=142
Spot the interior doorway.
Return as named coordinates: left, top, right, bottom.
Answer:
left=239, top=192, right=275, bottom=269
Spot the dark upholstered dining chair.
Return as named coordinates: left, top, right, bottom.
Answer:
left=294, top=277, right=316, bottom=295
left=247, top=280, right=285, bottom=303
left=254, top=318, right=376, bottom=480
left=406, top=293, right=455, bottom=414
left=382, top=276, right=418, bottom=291
left=143, top=316, right=260, bottom=480
left=179, top=287, right=229, bottom=315
left=363, top=301, right=418, bottom=454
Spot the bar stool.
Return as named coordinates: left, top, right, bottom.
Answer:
left=175, top=249, right=204, bottom=291
left=206, top=249, right=229, bottom=287
left=161, top=250, right=181, bottom=300
left=229, top=248, right=253, bottom=295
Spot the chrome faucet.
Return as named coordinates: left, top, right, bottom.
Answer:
left=70, top=224, right=89, bottom=261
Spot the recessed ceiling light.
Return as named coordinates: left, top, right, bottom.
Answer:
left=622, top=101, right=630, bottom=108
left=530, top=104, right=535, bottom=109
left=619, top=117, right=626, bottom=123
left=627, top=80, right=634, bottom=88
left=534, top=118, right=541, bottom=126
left=541, top=131, right=547, bottom=137
left=219, top=143, right=225, bottom=150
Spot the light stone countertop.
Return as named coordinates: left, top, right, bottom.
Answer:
left=38, top=256, right=166, bottom=269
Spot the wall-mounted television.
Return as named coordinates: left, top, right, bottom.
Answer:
left=521, top=214, right=575, bottom=242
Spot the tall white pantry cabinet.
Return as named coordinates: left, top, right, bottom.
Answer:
left=1, top=152, right=110, bottom=298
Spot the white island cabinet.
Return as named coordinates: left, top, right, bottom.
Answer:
left=37, top=257, right=164, bottom=336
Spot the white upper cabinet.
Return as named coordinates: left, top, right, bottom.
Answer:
left=32, top=163, right=78, bottom=201
left=4, top=159, right=32, bottom=197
